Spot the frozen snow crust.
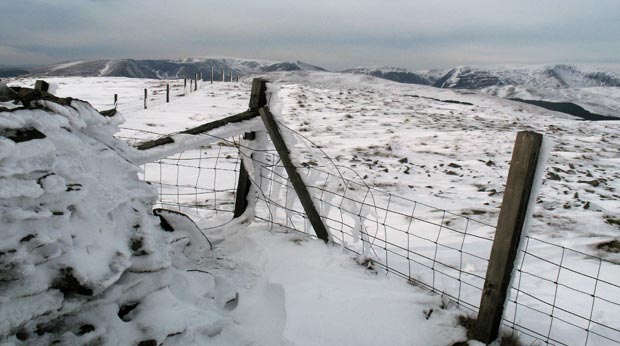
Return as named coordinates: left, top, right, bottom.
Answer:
left=0, top=88, right=234, bottom=345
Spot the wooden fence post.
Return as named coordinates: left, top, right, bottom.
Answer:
left=194, top=73, right=198, bottom=91
left=114, top=94, right=118, bottom=109
left=233, top=79, right=268, bottom=217
left=233, top=131, right=256, bottom=218
left=222, top=69, right=225, bottom=82
left=190, top=79, right=193, bottom=92
left=166, top=84, right=169, bottom=103
left=211, top=66, right=214, bottom=84
left=474, top=131, right=544, bottom=344
left=143, top=88, right=147, bottom=109
left=184, top=77, right=187, bottom=89
left=258, top=103, right=331, bottom=242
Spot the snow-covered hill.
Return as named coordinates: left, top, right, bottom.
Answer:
left=432, top=64, right=620, bottom=89
left=342, top=67, right=431, bottom=85
left=27, top=58, right=327, bottom=79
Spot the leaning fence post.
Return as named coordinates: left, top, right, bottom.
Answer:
left=257, top=88, right=331, bottom=242
left=143, top=88, right=147, bottom=109
left=473, top=131, right=544, bottom=344
left=166, top=84, right=169, bottom=103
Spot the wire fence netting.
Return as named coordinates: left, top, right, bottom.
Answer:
left=117, top=118, right=620, bottom=346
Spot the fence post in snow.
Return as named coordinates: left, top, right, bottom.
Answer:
left=233, top=79, right=267, bottom=218
left=222, top=69, right=225, bottom=82
left=254, top=78, right=330, bottom=242
left=143, top=89, right=147, bottom=109
left=211, top=66, right=214, bottom=84
left=473, top=131, right=544, bottom=344
left=229, top=71, right=233, bottom=82
left=194, top=73, right=198, bottom=91
left=166, top=84, right=169, bottom=103
left=114, top=94, right=118, bottom=109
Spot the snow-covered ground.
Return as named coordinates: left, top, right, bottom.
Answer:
left=3, top=72, right=620, bottom=345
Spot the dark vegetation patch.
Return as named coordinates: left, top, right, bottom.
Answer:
left=405, top=94, right=474, bottom=106
left=596, top=240, right=620, bottom=254
left=509, top=98, right=619, bottom=121
left=0, top=68, right=29, bottom=78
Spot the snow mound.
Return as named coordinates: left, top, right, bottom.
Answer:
left=0, top=87, right=236, bottom=345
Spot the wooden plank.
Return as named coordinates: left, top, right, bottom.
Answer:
left=474, top=131, right=544, bottom=344
left=259, top=107, right=330, bottom=242
left=136, top=110, right=259, bottom=150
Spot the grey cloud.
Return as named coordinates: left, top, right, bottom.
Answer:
left=1, top=0, right=619, bottom=69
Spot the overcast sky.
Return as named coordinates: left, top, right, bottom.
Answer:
left=1, top=0, right=619, bottom=70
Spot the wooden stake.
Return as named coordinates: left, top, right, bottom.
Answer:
left=114, top=94, right=118, bottom=109
left=211, top=66, right=214, bottom=84
left=143, top=88, right=147, bottom=109
left=233, top=79, right=269, bottom=217
left=258, top=106, right=331, bottom=243
left=474, top=131, right=544, bottom=344
left=166, top=84, right=169, bottom=103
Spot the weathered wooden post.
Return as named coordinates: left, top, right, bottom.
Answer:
left=190, top=79, right=193, bottom=92
left=34, top=80, right=49, bottom=92
left=210, top=66, right=214, bottom=84
left=222, top=69, right=225, bottom=82
left=252, top=78, right=330, bottom=242
left=233, top=79, right=267, bottom=218
left=184, top=77, right=187, bottom=89
left=113, top=94, right=118, bottom=109
left=143, top=88, right=147, bottom=109
left=233, top=132, right=256, bottom=218
left=194, top=73, right=198, bottom=91
left=166, top=84, right=169, bottom=103
left=473, top=131, right=544, bottom=344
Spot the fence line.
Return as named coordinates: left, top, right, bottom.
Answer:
left=104, top=69, right=240, bottom=113
left=116, top=81, right=620, bottom=346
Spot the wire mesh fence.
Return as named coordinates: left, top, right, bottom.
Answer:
left=118, top=119, right=620, bottom=346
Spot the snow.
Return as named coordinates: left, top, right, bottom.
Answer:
left=2, top=70, right=619, bottom=345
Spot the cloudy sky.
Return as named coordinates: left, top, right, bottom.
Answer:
left=1, top=0, right=619, bottom=70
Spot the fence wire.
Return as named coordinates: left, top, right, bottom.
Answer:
left=117, top=122, right=620, bottom=346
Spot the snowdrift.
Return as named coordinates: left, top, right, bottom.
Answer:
left=0, top=86, right=235, bottom=345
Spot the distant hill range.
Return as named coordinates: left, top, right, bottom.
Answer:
left=343, top=64, right=620, bottom=119
left=342, top=64, right=620, bottom=89
left=341, top=67, right=431, bottom=85
left=11, top=58, right=326, bottom=80
left=5, top=58, right=618, bottom=119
